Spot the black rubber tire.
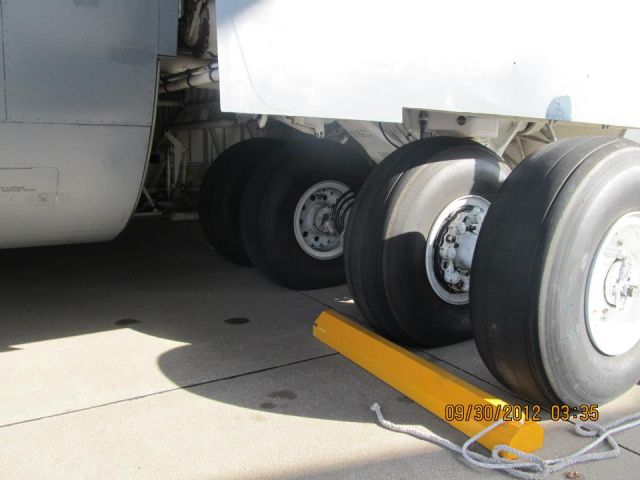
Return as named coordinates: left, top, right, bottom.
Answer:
left=198, top=137, right=284, bottom=266
left=239, top=148, right=287, bottom=276
left=180, top=1, right=213, bottom=58
left=239, top=139, right=371, bottom=290
left=472, top=137, right=640, bottom=406
left=345, top=137, right=510, bottom=347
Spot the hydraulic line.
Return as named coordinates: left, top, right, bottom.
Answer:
left=160, top=63, right=219, bottom=92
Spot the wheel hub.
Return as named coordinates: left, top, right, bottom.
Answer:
left=604, top=257, right=637, bottom=307
left=314, top=207, right=336, bottom=235
left=426, top=196, right=490, bottom=305
left=294, top=181, right=349, bottom=260
left=586, top=212, right=640, bottom=356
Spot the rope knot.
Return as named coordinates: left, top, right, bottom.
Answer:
left=370, top=402, right=640, bottom=479
left=574, top=421, right=605, bottom=437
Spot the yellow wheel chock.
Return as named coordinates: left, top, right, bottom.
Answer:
left=313, top=310, right=544, bottom=456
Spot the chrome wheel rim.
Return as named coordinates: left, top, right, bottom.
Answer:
left=425, top=195, right=490, bottom=305
left=293, top=181, right=349, bottom=260
left=586, top=211, right=640, bottom=356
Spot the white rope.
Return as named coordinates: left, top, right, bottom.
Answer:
left=370, top=403, right=640, bottom=480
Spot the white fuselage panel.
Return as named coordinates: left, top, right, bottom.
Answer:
left=217, top=0, right=640, bottom=127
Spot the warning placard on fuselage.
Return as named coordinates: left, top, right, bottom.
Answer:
left=0, top=168, right=59, bottom=206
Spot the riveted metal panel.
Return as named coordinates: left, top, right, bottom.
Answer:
left=0, top=0, right=6, bottom=121
left=158, top=0, right=178, bottom=57
left=3, top=0, right=158, bottom=126
left=218, top=0, right=640, bottom=128
left=0, top=122, right=151, bottom=248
